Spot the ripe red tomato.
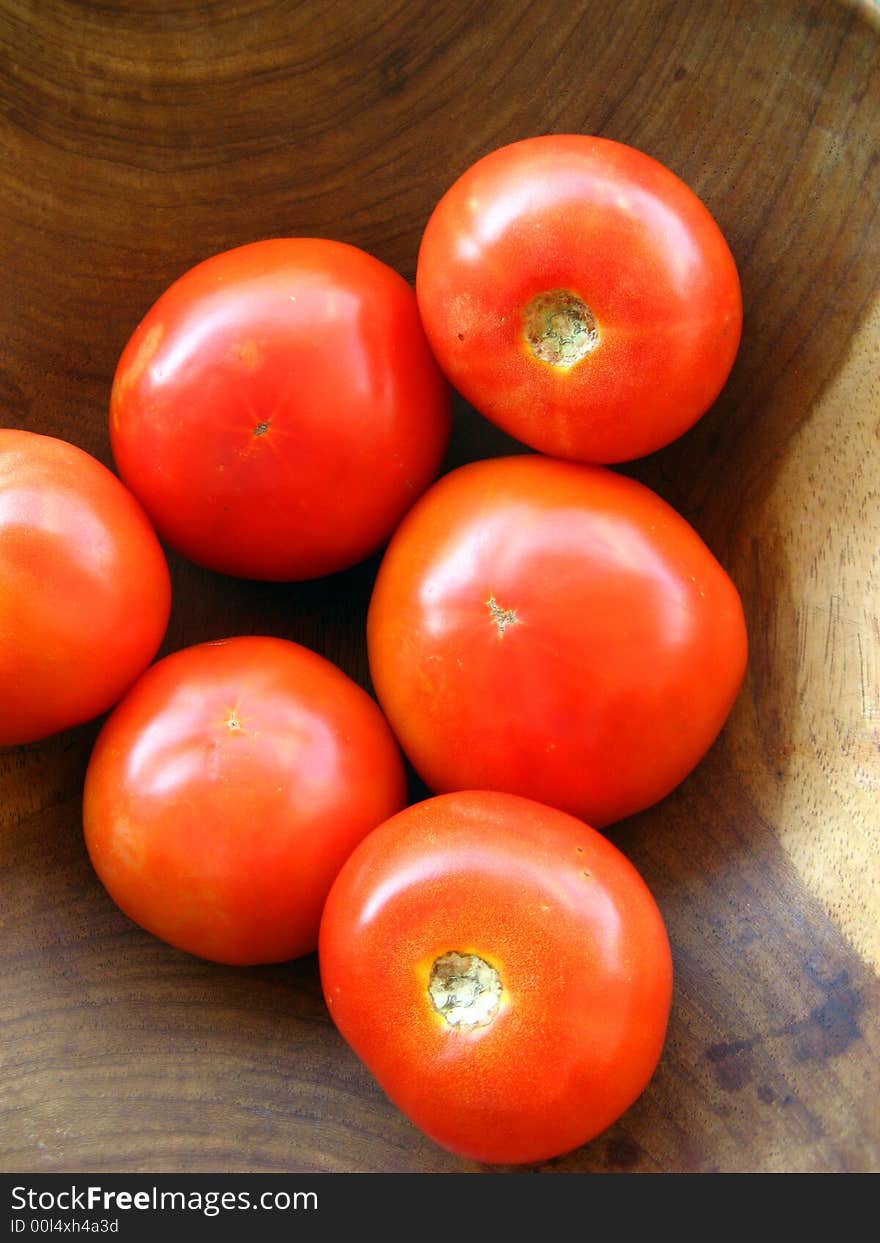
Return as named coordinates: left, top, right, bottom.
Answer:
left=83, top=636, right=407, bottom=965
left=109, top=238, right=451, bottom=581
left=368, top=454, right=747, bottom=828
left=416, top=135, right=741, bottom=463
left=320, top=789, right=672, bottom=1165
left=0, top=429, right=170, bottom=747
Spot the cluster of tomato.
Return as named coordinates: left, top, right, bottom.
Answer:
left=0, top=136, right=747, bottom=1166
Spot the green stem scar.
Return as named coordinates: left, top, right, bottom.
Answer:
left=428, top=952, right=502, bottom=1029
left=487, top=595, right=518, bottom=636
left=524, top=289, right=599, bottom=367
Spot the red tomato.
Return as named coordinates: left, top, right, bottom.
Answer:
left=416, top=135, right=741, bottom=463
left=110, top=238, right=451, bottom=581
left=83, top=636, right=407, bottom=965
left=368, top=455, right=747, bottom=828
left=319, top=789, right=672, bottom=1165
left=0, top=430, right=170, bottom=746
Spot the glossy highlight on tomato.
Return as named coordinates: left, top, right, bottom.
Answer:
left=416, top=134, right=742, bottom=463
left=0, top=429, right=170, bottom=746
left=319, top=790, right=673, bottom=1165
left=110, top=237, right=451, bottom=581
left=83, top=636, right=407, bottom=965
left=368, top=454, right=748, bottom=828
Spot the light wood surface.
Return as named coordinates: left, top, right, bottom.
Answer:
left=1, top=0, right=878, bottom=1173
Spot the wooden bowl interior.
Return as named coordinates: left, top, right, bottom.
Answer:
left=1, top=0, right=878, bottom=1173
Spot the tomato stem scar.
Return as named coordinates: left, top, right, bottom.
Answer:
left=487, top=595, right=518, bottom=636
left=252, top=420, right=271, bottom=437
left=428, top=951, right=501, bottom=1029
left=524, top=289, right=598, bottom=367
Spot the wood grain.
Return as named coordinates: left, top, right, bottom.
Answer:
left=1, top=0, right=878, bottom=1173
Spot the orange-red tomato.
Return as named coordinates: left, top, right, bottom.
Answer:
left=110, top=238, right=451, bottom=581
left=416, top=135, right=741, bottom=463
left=83, top=636, right=407, bottom=965
left=0, top=429, right=170, bottom=746
left=368, top=454, right=747, bottom=828
left=319, top=790, right=673, bottom=1165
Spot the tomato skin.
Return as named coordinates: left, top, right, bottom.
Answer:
left=319, top=790, right=672, bottom=1165
left=367, top=454, right=747, bottom=828
left=0, top=429, right=170, bottom=747
left=83, top=636, right=407, bottom=965
left=110, top=237, right=451, bottom=581
left=416, top=135, right=741, bottom=464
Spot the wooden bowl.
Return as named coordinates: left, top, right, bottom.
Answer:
left=1, top=0, right=877, bottom=1174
